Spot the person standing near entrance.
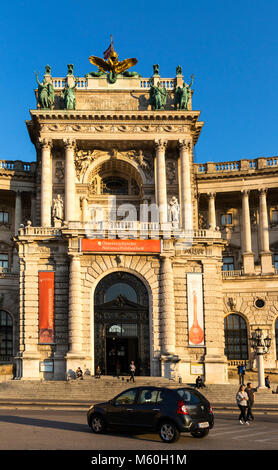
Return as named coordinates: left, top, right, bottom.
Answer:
left=129, top=361, right=136, bottom=383
left=245, top=382, right=255, bottom=421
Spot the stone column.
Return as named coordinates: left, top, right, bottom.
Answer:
left=14, top=190, right=22, bottom=234
left=155, top=139, right=168, bottom=226
left=31, top=192, right=37, bottom=227
left=65, top=254, right=85, bottom=372
left=64, top=138, right=76, bottom=223
left=19, top=257, right=41, bottom=379
left=81, top=197, right=88, bottom=224
left=241, top=189, right=255, bottom=273
left=159, top=255, right=178, bottom=378
left=207, top=192, right=216, bottom=230
left=40, top=138, right=52, bottom=227
left=178, top=139, right=193, bottom=231
left=259, top=188, right=273, bottom=273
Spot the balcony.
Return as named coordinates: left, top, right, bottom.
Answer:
left=17, top=222, right=222, bottom=241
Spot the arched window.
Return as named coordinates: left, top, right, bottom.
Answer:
left=105, top=282, right=137, bottom=303
left=101, top=177, right=128, bottom=195
left=0, top=310, right=13, bottom=361
left=224, top=314, right=248, bottom=360
left=275, top=318, right=278, bottom=360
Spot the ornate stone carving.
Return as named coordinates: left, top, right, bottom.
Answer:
left=54, top=161, right=64, bottom=182
left=166, top=159, right=176, bottom=184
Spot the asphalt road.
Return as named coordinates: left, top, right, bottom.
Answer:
left=0, top=409, right=277, bottom=454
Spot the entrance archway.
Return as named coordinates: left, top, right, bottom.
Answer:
left=94, top=272, right=150, bottom=376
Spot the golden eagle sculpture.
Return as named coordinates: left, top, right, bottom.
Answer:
left=87, top=41, right=139, bottom=83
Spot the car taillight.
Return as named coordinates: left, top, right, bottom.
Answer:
left=209, top=404, right=213, bottom=414
left=177, top=400, right=189, bottom=415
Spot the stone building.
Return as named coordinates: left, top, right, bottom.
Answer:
left=0, top=57, right=277, bottom=383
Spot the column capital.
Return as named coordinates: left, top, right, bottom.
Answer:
left=63, top=138, right=76, bottom=150
left=154, top=139, right=167, bottom=151
left=178, top=139, right=191, bottom=151
left=259, top=187, right=268, bottom=196
left=241, top=189, right=250, bottom=196
left=38, top=137, right=52, bottom=150
left=207, top=192, right=216, bottom=199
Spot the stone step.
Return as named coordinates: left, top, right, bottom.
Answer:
left=0, top=379, right=277, bottom=405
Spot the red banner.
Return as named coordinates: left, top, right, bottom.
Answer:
left=38, top=272, right=54, bottom=344
left=80, top=238, right=162, bottom=253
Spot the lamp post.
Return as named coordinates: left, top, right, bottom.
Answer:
left=249, top=328, right=271, bottom=389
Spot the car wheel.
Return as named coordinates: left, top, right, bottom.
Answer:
left=159, top=421, right=180, bottom=443
left=190, top=428, right=209, bottom=438
left=90, top=414, right=106, bottom=434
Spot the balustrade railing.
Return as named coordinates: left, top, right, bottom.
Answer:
left=195, top=156, right=278, bottom=174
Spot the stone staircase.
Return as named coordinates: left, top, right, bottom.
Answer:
left=0, top=377, right=277, bottom=408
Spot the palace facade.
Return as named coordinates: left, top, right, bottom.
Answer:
left=0, top=60, right=278, bottom=383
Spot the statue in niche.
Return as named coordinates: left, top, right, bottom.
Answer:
left=35, top=66, right=55, bottom=109
left=52, top=194, right=64, bottom=225
left=174, top=74, right=194, bottom=110
left=169, top=196, right=180, bottom=228
left=149, top=81, right=167, bottom=110
left=62, top=76, right=79, bottom=110
left=198, top=212, right=208, bottom=229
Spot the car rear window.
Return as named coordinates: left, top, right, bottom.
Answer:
left=176, top=389, right=200, bottom=404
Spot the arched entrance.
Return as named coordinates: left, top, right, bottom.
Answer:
left=94, top=272, right=150, bottom=376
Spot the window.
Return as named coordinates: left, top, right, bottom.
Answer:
left=271, top=209, right=278, bottom=223
left=0, top=310, right=13, bottom=361
left=101, top=177, right=128, bottom=195
left=177, top=389, right=200, bottom=404
left=114, top=389, right=137, bottom=406
left=224, top=314, right=248, bottom=360
left=0, top=254, right=8, bottom=272
left=138, top=389, right=158, bottom=404
left=0, top=212, right=8, bottom=224
left=222, top=256, right=234, bottom=271
left=274, top=254, right=278, bottom=270
left=105, top=282, right=137, bottom=303
left=220, top=213, right=233, bottom=225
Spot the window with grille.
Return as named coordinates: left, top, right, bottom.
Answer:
left=224, top=314, right=248, bottom=360
left=0, top=310, right=13, bottom=361
left=0, top=212, right=8, bottom=224
left=220, top=213, right=233, bottom=225
left=0, top=254, right=8, bottom=272
left=222, top=256, right=234, bottom=271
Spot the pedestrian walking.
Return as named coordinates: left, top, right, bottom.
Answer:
left=236, top=384, right=249, bottom=425
left=245, top=382, right=255, bottom=421
left=129, top=360, right=136, bottom=383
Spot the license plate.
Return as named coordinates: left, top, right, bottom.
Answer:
left=198, top=422, right=209, bottom=428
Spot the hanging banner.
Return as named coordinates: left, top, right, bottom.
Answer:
left=38, top=271, right=54, bottom=344
left=80, top=238, right=162, bottom=253
left=187, top=273, right=205, bottom=347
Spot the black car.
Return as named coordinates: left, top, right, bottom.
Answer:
left=87, top=386, right=214, bottom=443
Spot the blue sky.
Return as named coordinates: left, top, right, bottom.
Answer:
left=1, top=0, right=278, bottom=163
